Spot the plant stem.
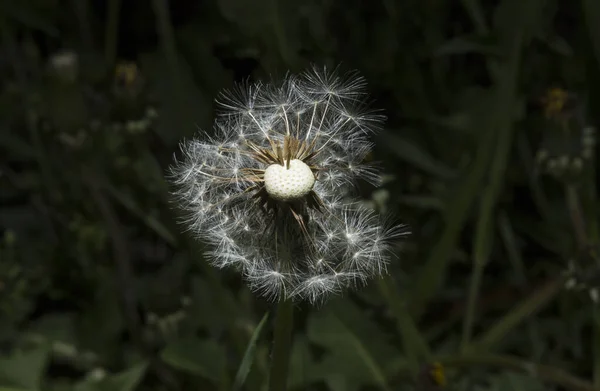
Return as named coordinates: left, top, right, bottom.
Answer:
left=565, top=184, right=588, bottom=250
left=497, top=212, right=544, bottom=359
left=104, top=0, right=121, bottom=67
left=593, top=306, right=600, bottom=389
left=268, top=299, right=294, bottom=391
left=461, top=261, right=484, bottom=349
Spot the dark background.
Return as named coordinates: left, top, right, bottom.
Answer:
left=1, top=0, right=599, bottom=390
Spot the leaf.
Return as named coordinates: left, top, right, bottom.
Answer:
left=460, top=0, right=487, bottom=34
left=583, top=0, right=600, bottom=69
left=175, top=24, right=232, bottom=96
left=380, top=133, right=456, bottom=179
left=398, top=195, right=444, bottom=211
left=0, top=2, right=59, bottom=36
left=103, top=183, right=177, bottom=247
left=0, top=131, right=35, bottom=160
left=188, top=276, right=233, bottom=332
left=411, top=0, right=535, bottom=318
left=493, top=372, right=547, bottom=391
left=232, top=311, right=270, bottom=391
left=139, top=52, right=212, bottom=148
left=100, top=363, right=147, bottom=391
left=77, top=271, right=125, bottom=354
left=160, top=337, right=226, bottom=383
left=216, top=0, right=270, bottom=37
left=288, top=336, right=320, bottom=390
left=74, top=362, right=148, bottom=391
left=434, top=37, right=501, bottom=57
left=542, top=34, right=573, bottom=56
left=27, top=313, right=76, bottom=344
left=0, top=345, right=50, bottom=391
left=307, top=299, right=398, bottom=391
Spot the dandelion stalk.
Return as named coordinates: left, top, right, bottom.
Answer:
left=169, top=67, right=406, bottom=389
left=268, top=300, right=294, bottom=391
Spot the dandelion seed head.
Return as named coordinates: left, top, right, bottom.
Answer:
left=169, top=65, right=407, bottom=304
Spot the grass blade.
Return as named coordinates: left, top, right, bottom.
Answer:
left=233, top=311, right=270, bottom=391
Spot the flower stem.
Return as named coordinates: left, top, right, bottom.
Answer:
left=268, top=299, right=294, bottom=391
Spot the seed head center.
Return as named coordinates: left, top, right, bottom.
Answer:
left=264, top=159, right=315, bottom=201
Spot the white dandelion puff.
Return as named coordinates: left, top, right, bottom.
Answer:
left=169, top=66, right=408, bottom=304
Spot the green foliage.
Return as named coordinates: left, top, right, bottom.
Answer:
left=73, top=362, right=148, bottom=391
left=160, top=338, right=226, bottom=383
left=0, top=345, right=49, bottom=391
left=307, top=300, right=399, bottom=391
left=1, top=0, right=600, bottom=390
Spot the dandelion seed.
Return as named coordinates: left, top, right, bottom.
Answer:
left=170, top=65, right=408, bottom=303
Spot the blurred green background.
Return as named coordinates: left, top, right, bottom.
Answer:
left=1, top=0, right=600, bottom=390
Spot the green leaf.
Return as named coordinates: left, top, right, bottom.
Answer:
left=27, top=313, right=76, bottom=345
left=74, top=362, right=148, bottom=391
left=0, top=2, right=59, bottom=36
left=380, top=133, right=456, bottom=179
left=288, top=336, right=319, bottom=390
left=216, top=0, right=270, bottom=37
left=77, top=271, right=125, bottom=354
left=104, top=183, right=177, bottom=247
left=583, top=0, right=600, bottom=68
left=493, top=372, right=547, bottom=391
left=232, top=311, right=270, bottom=391
left=160, top=337, right=226, bottom=383
left=0, top=345, right=50, bottom=391
left=410, top=0, right=539, bottom=319
left=434, top=36, right=501, bottom=57
left=307, top=300, right=397, bottom=391
left=398, top=195, right=444, bottom=211
left=139, top=52, right=211, bottom=147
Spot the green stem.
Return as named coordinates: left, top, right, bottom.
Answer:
left=152, top=0, right=180, bottom=78
left=565, top=184, right=588, bottom=250
left=461, top=261, right=484, bottom=349
left=73, top=0, right=94, bottom=50
left=498, top=212, right=544, bottom=358
left=463, top=76, right=516, bottom=349
left=594, top=307, right=600, bottom=389
left=2, top=25, right=60, bottom=204
left=460, top=0, right=488, bottom=35
left=269, top=0, right=296, bottom=68
left=104, top=0, right=121, bottom=67
left=268, top=299, right=294, bottom=391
